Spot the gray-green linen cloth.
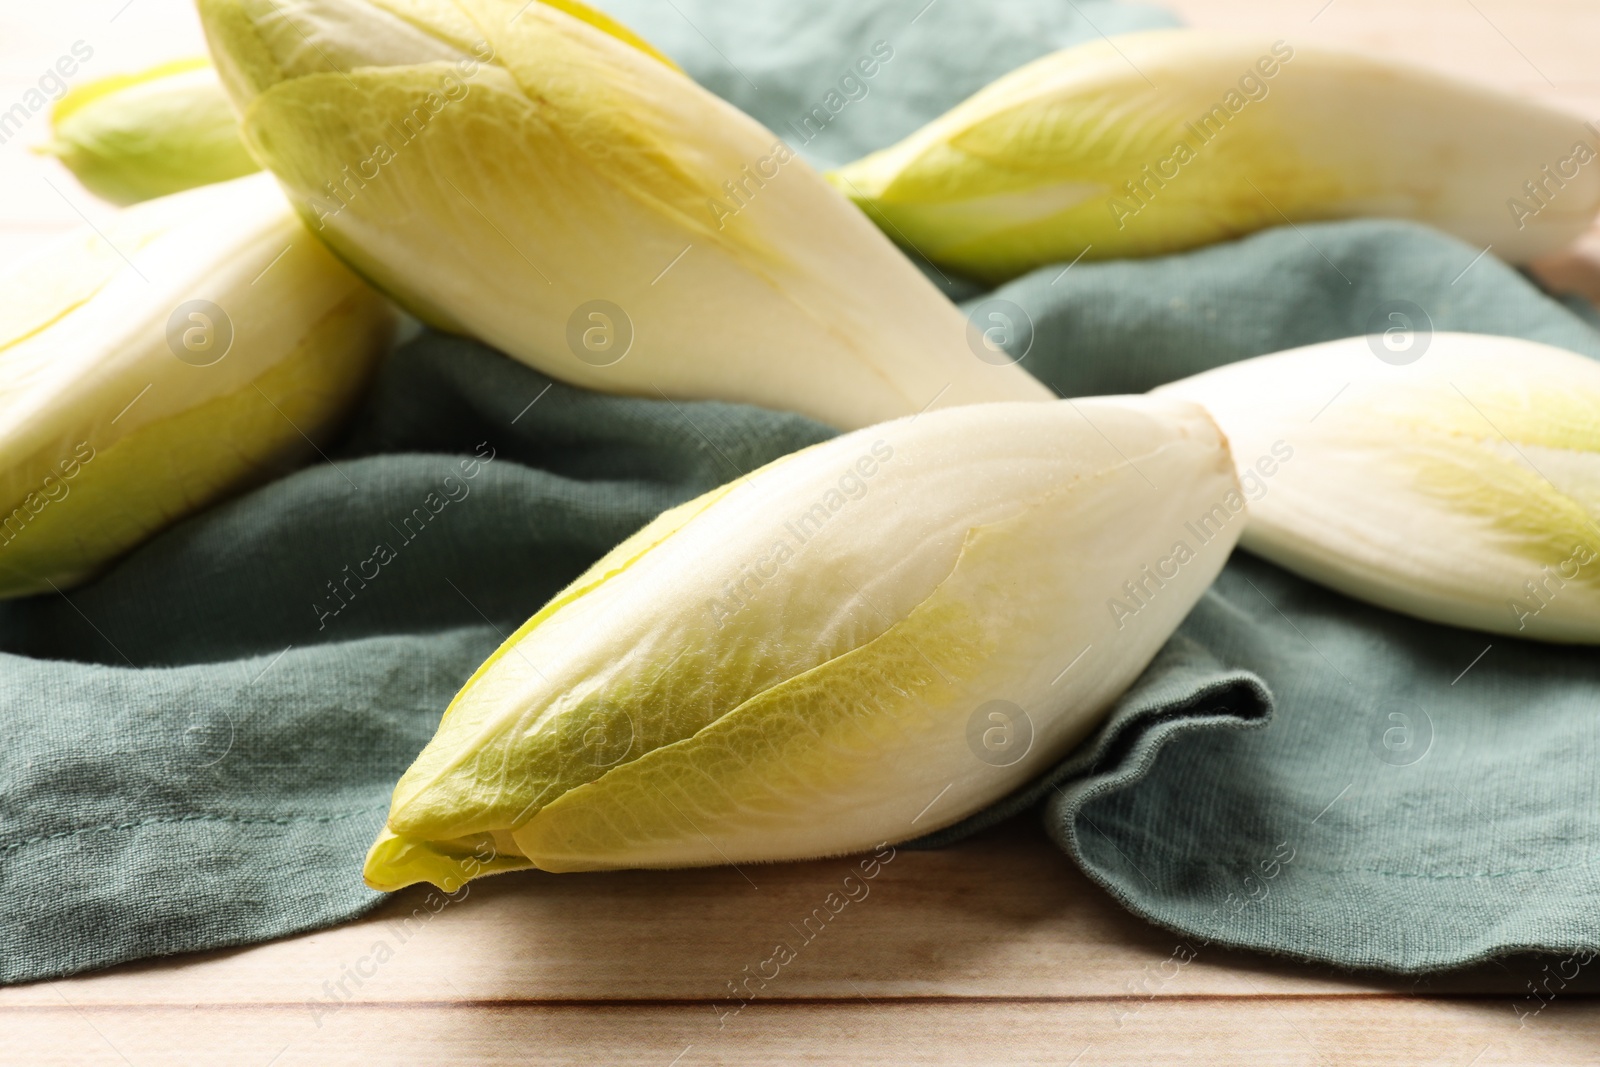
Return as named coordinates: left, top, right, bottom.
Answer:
left=3, top=0, right=1597, bottom=984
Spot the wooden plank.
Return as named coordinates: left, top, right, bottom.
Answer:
left=7, top=996, right=1599, bottom=1066
left=0, top=820, right=1353, bottom=1006
left=1163, top=0, right=1600, bottom=115
left=2, top=819, right=1592, bottom=1009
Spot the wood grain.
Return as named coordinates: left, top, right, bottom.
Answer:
left=0, top=819, right=1396, bottom=1009
left=3, top=819, right=1597, bottom=1064
left=9, top=997, right=1600, bottom=1067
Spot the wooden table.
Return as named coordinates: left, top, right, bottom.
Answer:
left=7, top=816, right=1600, bottom=1065
left=4, top=2, right=1599, bottom=1063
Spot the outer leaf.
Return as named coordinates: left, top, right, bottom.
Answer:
left=831, top=30, right=1600, bottom=283
left=0, top=174, right=394, bottom=597
left=365, top=396, right=1243, bottom=886
left=41, top=59, right=259, bottom=204
left=1157, top=332, right=1600, bottom=643
left=198, top=0, right=1051, bottom=430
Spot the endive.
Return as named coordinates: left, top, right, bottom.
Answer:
left=0, top=172, right=393, bottom=598
left=1157, top=333, right=1600, bottom=643
left=831, top=30, right=1600, bottom=283
left=197, top=0, right=1050, bottom=430
left=40, top=58, right=259, bottom=204
left=364, top=396, right=1242, bottom=887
